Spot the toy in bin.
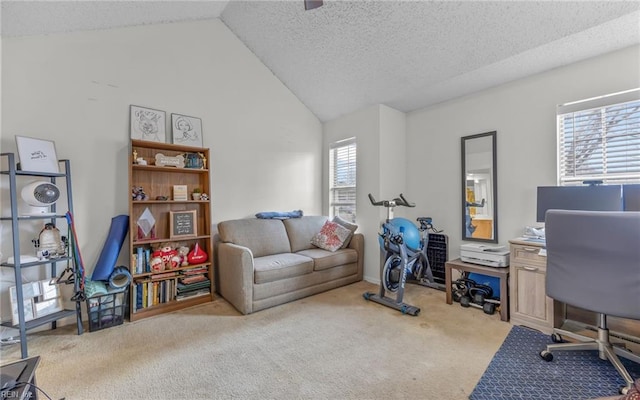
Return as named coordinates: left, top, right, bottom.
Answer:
left=451, top=272, right=500, bottom=315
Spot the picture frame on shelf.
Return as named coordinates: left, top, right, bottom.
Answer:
left=184, top=152, right=204, bottom=169
left=130, top=105, right=166, bottom=143
left=15, top=135, right=60, bottom=173
left=171, top=114, right=203, bottom=147
left=173, top=185, right=188, bottom=201
left=169, top=210, right=197, bottom=239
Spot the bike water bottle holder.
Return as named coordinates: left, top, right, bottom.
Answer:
left=381, top=233, right=402, bottom=254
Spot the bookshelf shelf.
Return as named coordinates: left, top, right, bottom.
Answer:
left=132, top=262, right=211, bottom=279
left=128, top=140, right=213, bottom=322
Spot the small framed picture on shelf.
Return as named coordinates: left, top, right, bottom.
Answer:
left=184, top=152, right=204, bottom=169
left=15, top=135, right=60, bottom=173
left=171, top=114, right=203, bottom=147
left=130, top=105, right=166, bottom=143
left=173, top=185, right=188, bottom=201
left=169, top=210, right=197, bottom=239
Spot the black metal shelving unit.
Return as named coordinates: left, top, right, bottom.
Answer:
left=0, top=153, right=83, bottom=358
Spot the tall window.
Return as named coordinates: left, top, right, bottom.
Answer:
left=557, top=88, right=640, bottom=186
left=329, top=138, right=357, bottom=223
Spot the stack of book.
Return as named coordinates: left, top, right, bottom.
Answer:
left=134, top=277, right=177, bottom=311
left=176, top=266, right=210, bottom=301
left=132, top=246, right=151, bottom=274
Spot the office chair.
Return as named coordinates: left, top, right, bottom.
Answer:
left=539, top=210, right=640, bottom=394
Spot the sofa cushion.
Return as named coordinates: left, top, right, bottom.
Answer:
left=311, top=220, right=352, bottom=252
left=283, top=216, right=328, bottom=252
left=218, top=219, right=291, bottom=258
left=332, top=215, right=358, bottom=249
left=254, top=253, right=314, bottom=284
left=296, top=248, right=358, bottom=271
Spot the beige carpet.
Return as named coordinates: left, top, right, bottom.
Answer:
left=1, top=281, right=512, bottom=400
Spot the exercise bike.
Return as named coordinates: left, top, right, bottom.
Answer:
left=362, top=193, right=443, bottom=315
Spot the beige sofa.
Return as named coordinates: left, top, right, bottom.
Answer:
left=217, top=216, right=364, bottom=314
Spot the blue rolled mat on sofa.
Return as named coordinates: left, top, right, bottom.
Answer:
left=255, top=210, right=303, bottom=219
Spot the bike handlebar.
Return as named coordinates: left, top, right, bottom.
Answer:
left=368, top=193, right=415, bottom=208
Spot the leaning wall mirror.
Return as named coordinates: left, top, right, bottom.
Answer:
left=461, top=131, right=498, bottom=243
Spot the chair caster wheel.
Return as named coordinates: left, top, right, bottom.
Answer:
left=620, top=386, right=629, bottom=395
left=551, top=333, right=563, bottom=343
left=540, top=350, right=553, bottom=362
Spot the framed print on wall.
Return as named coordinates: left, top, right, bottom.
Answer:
left=15, top=135, right=60, bottom=173
left=130, top=105, right=166, bottom=143
left=171, top=114, right=203, bottom=147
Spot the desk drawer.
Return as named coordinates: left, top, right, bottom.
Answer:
left=510, top=244, right=546, bottom=267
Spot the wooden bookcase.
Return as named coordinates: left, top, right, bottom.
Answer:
left=128, top=139, right=213, bottom=321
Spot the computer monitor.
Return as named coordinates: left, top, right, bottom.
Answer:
left=536, top=185, right=623, bottom=222
left=623, top=184, right=640, bottom=211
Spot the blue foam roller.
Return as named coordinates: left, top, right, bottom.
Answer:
left=109, top=266, right=132, bottom=289
left=91, top=215, right=129, bottom=282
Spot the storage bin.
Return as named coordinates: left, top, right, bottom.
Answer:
left=86, top=287, right=128, bottom=332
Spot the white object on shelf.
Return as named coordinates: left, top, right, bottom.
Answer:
left=10, top=280, right=63, bottom=325
left=460, top=243, right=510, bottom=267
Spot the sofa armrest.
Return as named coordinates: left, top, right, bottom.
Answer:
left=348, top=233, right=364, bottom=281
left=218, top=242, right=255, bottom=315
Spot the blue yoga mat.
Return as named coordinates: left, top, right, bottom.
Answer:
left=91, top=215, right=129, bottom=282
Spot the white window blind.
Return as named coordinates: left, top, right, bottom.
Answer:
left=329, top=138, right=357, bottom=223
left=557, top=89, right=640, bottom=185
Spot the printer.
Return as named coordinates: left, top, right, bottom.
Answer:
left=460, top=243, right=510, bottom=268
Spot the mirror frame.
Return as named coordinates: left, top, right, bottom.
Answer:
left=461, top=131, right=498, bottom=243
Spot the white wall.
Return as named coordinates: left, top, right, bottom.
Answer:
left=323, top=104, right=406, bottom=282
left=327, top=45, right=639, bottom=285
left=405, top=45, right=640, bottom=258
left=0, top=19, right=322, bottom=326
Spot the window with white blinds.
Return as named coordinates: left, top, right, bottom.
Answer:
left=329, top=138, right=357, bottom=223
left=557, top=88, right=640, bottom=186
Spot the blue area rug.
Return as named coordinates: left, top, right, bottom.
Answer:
left=470, top=325, right=640, bottom=400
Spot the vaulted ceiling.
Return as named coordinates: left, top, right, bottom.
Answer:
left=3, top=1, right=639, bottom=121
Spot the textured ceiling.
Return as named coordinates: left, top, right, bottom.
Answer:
left=3, top=1, right=640, bottom=122
left=1, top=1, right=230, bottom=37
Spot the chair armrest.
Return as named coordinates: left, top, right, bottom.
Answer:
left=217, top=242, right=255, bottom=315
left=348, top=233, right=364, bottom=281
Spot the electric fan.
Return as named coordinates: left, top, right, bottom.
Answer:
left=20, top=181, right=61, bottom=216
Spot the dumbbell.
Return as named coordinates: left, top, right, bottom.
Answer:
left=459, top=295, right=498, bottom=315
left=461, top=285, right=498, bottom=315
left=451, top=278, right=476, bottom=302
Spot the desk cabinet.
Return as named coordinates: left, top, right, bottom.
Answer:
left=509, top=240, right=555, bottom=334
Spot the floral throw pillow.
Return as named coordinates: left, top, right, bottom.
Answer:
left=311, top=221, right=352, bottom=252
